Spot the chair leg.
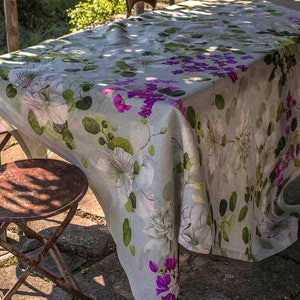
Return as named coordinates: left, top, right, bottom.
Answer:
left=0, top=205, right=93, bottom=300
left=0, top=132, right=12, bottom=165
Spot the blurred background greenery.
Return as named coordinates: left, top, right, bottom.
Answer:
left=0, top=0, right=127, bottom=54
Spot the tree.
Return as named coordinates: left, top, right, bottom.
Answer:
left=4, top=0, right=19, bottom=52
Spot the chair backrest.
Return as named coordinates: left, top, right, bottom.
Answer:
left=126, top=0, right=157, bottom=17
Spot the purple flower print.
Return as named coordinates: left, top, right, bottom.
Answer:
left=162, top=293, right=176, bottom=300
left=103, top=88, right=132, bottom=113
left=274, top=90, right=300, bottom=187
left=105, top=78, right=186, bottom=118
left=149, top=260, right=159, bottom=272
left=149, top=257, right=179, bottom=299
left=156, top=274, right=171, bottom=295
left=227, top=71, right=238, bottom=83
left=288, top=16, right=300, bottom=24
left=163, top=52, right=252, bottom=83
left=164, top=257, right=177, bottom=271
left=285, top=90, right=297, bottom=134
left=113, top=93, right=132, bottom=113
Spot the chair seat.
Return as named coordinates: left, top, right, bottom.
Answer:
left=0, top=158, right=92, bottom=300
left=0, top=159, right=88, bottom=222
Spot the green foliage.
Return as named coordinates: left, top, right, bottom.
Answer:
left=0, top=0, right=80, bottom=54
left=0, top=20, right=6, bottom=53
left=67, top=0, right=126, bottom=31
left=0, top=0, right=126, bottom=54
left=291, top=285, right=300, bottom=298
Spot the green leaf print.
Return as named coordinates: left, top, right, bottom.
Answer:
left=115, top=61, right=131, bottom=69
left=107, top=136, right=133, bottom=155
left=187, top=106, right=196, bottom=128
left=81, top=158, right=88, bottom=168
left=164, top=27, right=178, bottom=34
left=242, top=226, right=250, bottom=244
left=255, top=191, right=261, bottom=208
left=191, top=33, right=203, bottom=39
left=222, top=228, right=229, bottom=242
left=183, top=152, right=192, bottom=170
left=219, top=199, right=227, bottom=217
left=125, top=192, right=136, bottom=213
left=263, top=53, right=273, bottom=65
left=6, top=84, right=17, bottom=98
left=148, top=144, right=155, bottom=156
left=229, top=192, right=237, bottom=211
left=62, top=128, right=76, bottom=150
left=28, top=110, right=44, bottom=135
left=267, top=121, right=275, bottom=136
left=120, top=71, right=136, bottom=77
left=62, top=89, right=76, bottom=111
left=238, top=205, right=248, bottom=222
left=295, top=159, right=300, bottom=168
left=82, top=116, right=101, bottom=134
left=275, top=136, right=286, bottom=157
left=169, top=90, right=185, bottom=97
left=215, top=94, right=225, bottom=110
left=76, top=96, right=92, bottom=110
left=130, top=245, right=136, bottom=256
left=123, top=218, right=132, bottom=246
left=256, top=163, right=262, bottom=181
left=80, top=83, right=94, bottom=92
left=276, top=102, right=285, bottom=122
left=133, top=160, right=140, bottom=174
left=291, top=118, right=297, bottom=132
left=44, top=123, right=63, bottom=141
left=82, top=65, right=98, bottom=71
left=0, top=66, right=10, bottom=80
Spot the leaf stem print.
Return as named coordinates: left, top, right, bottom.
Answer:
left=140, top=120, right=167, bottom=153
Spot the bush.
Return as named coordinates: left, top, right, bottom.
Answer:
left=0, top=0, right=126, bottom=54
left=0, top=0, right=81, bottom=54
left=67, top=0, right=126, bottom=31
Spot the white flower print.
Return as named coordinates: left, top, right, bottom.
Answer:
left=143, top=205, right=175, bottom=256
left=235, top=110, right=251, bottom=169
left=179, top=204, right=210, bottom=250
left=254, top=103, right=276, bottom=149
left=8, top=66, right=50, bottom=91
left=97, top=147, right=133, bottom=191
left=22, top=77, right=68, bottom=126
left=202, top=117, right=224, bottom=174
left=97, top=147, right=154, bottom=203
left=258, top=135, right=276, bottom=175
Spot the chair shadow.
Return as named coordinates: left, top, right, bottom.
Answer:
left=0, top=221, right=133, bottom=300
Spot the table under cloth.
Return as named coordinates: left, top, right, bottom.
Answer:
left=1, top=0, right=300, bottom=298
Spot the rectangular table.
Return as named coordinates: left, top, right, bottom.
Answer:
left=1, top=1, right=300, bottom=298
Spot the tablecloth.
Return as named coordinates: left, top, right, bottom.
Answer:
left=1, top=1, right=300, bottom=298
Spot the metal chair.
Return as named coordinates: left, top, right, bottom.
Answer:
left=126, top=0, right=157, bottom=17
left=0, top=123, right=13, bottom=243
left=0, top=123, right=12, bottom=165
left=0, top=158, right=92, bottom=299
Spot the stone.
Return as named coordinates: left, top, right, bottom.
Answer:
left=283, top=175, right=300, bottom=205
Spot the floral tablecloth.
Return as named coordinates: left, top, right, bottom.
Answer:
left=1, top=1, right=300, bottom=298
